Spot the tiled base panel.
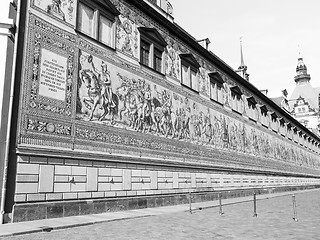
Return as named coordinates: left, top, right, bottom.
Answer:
left=11, top=155, right=320, bottom=222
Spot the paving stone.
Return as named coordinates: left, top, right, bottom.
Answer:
left=3, top=189, right=320, bottom=240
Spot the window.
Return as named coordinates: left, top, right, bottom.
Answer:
left=154, top=48, right=163, bottom=72
left=230, top=86, right=243, bottom=113
left=247, top=96, right=257, bottom=121
left=259, top=105, right=269, bottom=127
left=292, top=127, right=297, bottom=142
left=287, top=123, right=293, bottom=139
left=180, top=54, right=200, bottom=92
left=78, top=3, right=94, bottom=36
left=298, top=131, right=303, bottom=145
left=209, top=72, right=224, bottom=104
left=138, top=27, right=167, bottom=73
left=77, top=0, right=120, bottom=48
left=140, top=39, right=150, bottom=66
left=278, top=118, right=286, bottom=136
left=270, top=112, right=278, bottom=132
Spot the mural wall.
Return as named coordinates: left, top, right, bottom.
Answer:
left=75, top=49, right=319, bottom=170
left=19, top=2, right=320, bottom=177
left=32, top=0, right=76, bottom=26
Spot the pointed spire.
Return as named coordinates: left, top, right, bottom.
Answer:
left=240, top=37, right=246, bottom=68
left=237, top=37, right=249, bottom=81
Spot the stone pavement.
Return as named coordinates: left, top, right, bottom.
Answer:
left=1, top=188, right=319, bottom=239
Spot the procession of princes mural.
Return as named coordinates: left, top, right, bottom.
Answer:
left=76, top=51, right=318, bottom=170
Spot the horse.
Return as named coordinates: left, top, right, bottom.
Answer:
left=139, top=97, right=161, bottom=133
left=116, top=84, right=143, bottom=129
left=80, top=69, right=118, bottom=122
left=171, top=108, right=190, bottom=140
left=157, top=106, right=177, bottom=138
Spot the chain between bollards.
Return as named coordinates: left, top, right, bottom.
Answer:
left=292, top=194, right=298, bottom=222
left=253, top=192, right=258, bottom=217
left=218, top=192, right=224, bottom=215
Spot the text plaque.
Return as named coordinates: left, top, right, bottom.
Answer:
left=39, top=48, right=67, bottom=101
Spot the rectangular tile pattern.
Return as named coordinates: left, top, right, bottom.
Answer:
left=14, top=159, right=320, bottom=204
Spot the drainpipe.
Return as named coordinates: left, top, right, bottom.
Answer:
left=0, top=0, right=21, bottom=224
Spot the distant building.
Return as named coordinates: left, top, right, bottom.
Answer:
left=271, top=89, right=291, bottom=114
left=272, top=57, right=320, bottom=135
left=289, top=57, right=320, bottom=133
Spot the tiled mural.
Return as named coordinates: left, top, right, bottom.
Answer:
left=32, top=0, right=76, bottom=25
left=20, top=4, right=320, bottom=181
left=76, top=50, right=319, bottom=169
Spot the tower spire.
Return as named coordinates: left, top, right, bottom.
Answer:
left=237, top=37, right=249, bottom=81
left=240, top=37, right=245, bottom=67
left=294, top=44, right=310, bottom=84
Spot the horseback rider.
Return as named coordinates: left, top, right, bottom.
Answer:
left=89, top=57, right=115, bottom=109
left=142, top=83, right=154, bottom=120
left=100, top=61, right=115, bottom=108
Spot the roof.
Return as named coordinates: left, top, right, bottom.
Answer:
left=289, top=82, right=320, bottom=110
left=270, top=96, right=283, bottom=108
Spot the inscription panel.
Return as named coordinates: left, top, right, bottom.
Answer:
left=39, top=48, right=67, bottom=101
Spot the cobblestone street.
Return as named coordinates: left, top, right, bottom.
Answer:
left=3, top=190, right=320, bottom=240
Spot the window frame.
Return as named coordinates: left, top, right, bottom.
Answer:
left=138, top=27, right=167, bottom=74
left=76, top=0, right=119, bottom=48
left=230, top=86, right=243, bottom=114
left=247, top=96, right=258, bottom=121
left=259, top=105, right=269, bottom=127
left=209, top=72, right=224, bottom=104
left=270, top=111, right=279, bottom=132
left=180, top=54, right=200, bottom=92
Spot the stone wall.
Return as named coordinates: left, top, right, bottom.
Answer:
left=14, top=155, right=320, bottom=205
left=12, top=154, right=320, bottom=222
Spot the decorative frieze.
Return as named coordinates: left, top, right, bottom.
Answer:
left=27, top=118, right=71, bottom=136
left=33, top=18, right=76, bottom=43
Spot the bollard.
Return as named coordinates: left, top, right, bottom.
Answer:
left=189, top=191, right=192, bottom=214
left=219, top=192, right=224, bottom=215
left=253, top=192, right=258, bottom=217
left=292, top=194, right=298, bottom=222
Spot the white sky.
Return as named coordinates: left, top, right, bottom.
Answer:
left=170, top=0, right=320, bottom=97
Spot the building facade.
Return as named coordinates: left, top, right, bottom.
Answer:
left=1, top=0, right=320, bottom=223
left=289, top=57, right=320, bottom=133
